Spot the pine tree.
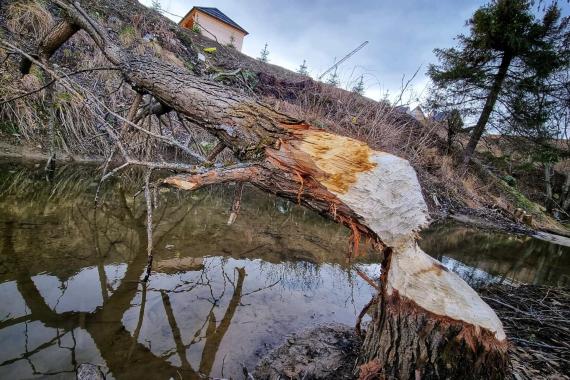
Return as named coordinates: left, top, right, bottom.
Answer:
left=297, top=60, right=308, bottom=76
left=428, top=0, right=569, bottom=165
left=258, top=43, right=269, bottom=63
left=326, top=67, right=339, bottom=87
left=352, top=75, right=365, bottom=95
left=227, top=35, right=236, bottom=49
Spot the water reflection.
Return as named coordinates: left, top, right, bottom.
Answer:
left=420, top=222, right=570, bottom=287
left=0, top=162, right=568, bottom=379
left=0, top=162, right=376, bottom=379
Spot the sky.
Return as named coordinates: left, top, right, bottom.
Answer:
left=139, top=0, right=570, bottom=104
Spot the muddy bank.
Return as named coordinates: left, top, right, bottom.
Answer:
left=446, top=210, right=570, bottom=246
left=254, top=324, right=360, bottom=380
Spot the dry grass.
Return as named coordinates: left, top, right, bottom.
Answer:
left=1, top=0, right=215, bottom=161
left=6, top=0, right=54, bottom=40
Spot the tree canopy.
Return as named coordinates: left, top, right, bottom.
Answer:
left=428, top=0, right=570, bottom=164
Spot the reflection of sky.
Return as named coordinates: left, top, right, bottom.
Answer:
left=31, top=264, right=128, bottom=313
left=0, top=256, right=378, bottom=378
left=122, top=257, right=377, bottom=374
left=0, top=323, right=107, bottom=379
left=440, top=256, right=515, bottom=288
left=0, top=281, right=27, bottom=320
left=0, top=252, right=532, bottom=378
left=0, top=250, right=515, bottom=378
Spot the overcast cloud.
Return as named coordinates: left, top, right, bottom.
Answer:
left=139, top=0, right=570, bottom=104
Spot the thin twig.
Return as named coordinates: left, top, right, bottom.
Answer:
left=143, top=168, right=154, bottom=282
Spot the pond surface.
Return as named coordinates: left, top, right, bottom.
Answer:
left=0, top=162, right=568, bottom=379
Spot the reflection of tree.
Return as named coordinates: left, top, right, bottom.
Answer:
left=0, top=188, right=247, bottom=379
left=199, top=267, right=245, bottom=375
left=420, top=223, right=570, bottom=287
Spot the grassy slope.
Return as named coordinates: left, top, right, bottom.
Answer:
left=0, top=0, right=566, bottom=234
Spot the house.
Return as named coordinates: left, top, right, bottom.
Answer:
left=394, top=105, right=426, bottom=123
left=179, top=7, right=248, bottom=51
left=431, top=111, right=449, bottom=123
left=409, top=106, right=426, bottom=122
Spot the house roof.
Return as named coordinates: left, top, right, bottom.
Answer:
left=431, top=111, right=448, bottom=122
left=180, top=7, right=248, bottom=35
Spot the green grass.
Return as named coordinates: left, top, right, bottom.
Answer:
left=0, top=121, right=19, bottom=135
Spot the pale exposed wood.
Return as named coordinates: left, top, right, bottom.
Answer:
left=388, top=242, right=506, bottom=340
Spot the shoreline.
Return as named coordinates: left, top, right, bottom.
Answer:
left=2, top=139, right=569, bottom=242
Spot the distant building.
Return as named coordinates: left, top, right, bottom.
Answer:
left=410, top=106, right=426, bottom=122
left=394, top=105, right=410, bottom=114
left=179, top=7, right=248, bottom=51
left=394, top=105, right=426, bottom=123
left=431, top=111, right=449, bottom=123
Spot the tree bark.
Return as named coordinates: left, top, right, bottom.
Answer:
left=359, top=244, right=508, bottom=379
left=560, top=171, right=570, bottom=212
left=463, top=53, right=512, bottom=166
left=544, top=162, right=554, bottom=213
left=20, top=20, right=79, bottom=75
left=42, top=2, right=510, bottom=378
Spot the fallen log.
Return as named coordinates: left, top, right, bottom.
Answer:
left=33, top=2, right=509, bottom=378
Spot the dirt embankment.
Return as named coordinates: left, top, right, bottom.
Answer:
left=0, top=138, right=104, bottom=164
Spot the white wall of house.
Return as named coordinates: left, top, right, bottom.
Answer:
left=193, top=12, right=246, bottom=51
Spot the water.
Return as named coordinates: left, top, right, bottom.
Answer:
left=0, top=162, right=568, bottom=379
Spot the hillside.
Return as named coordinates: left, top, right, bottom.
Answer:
left=0, top=0, right=567, bottom=235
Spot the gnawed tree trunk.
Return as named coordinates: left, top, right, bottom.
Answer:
left=359, top=242, right=507, bottom=379
left=33, top=2, right=509, bottom=378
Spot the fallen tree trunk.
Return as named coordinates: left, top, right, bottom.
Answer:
left=31, top=2, right=509, bottom=378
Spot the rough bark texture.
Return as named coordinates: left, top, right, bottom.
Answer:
left=39, top=2, right=510, bottom=378
left=20, top=20, right=79, bottom=75
left=359, top=248, right=508, bottom=380
left=360, top=291, right=508, bottom=380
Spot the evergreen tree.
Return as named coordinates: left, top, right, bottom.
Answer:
left=428, top=0, right=569, bottom=165
left=258, top=43, right=269, bottom=63
left=352, top=75, right=365, bottom=95
left=227, top=35, right=236, bottom=49
left=326, top=67, right=339, bottom=87
left=297, top=60, right=309, bottom=76
left=501, top=70, right=569, bottom=213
